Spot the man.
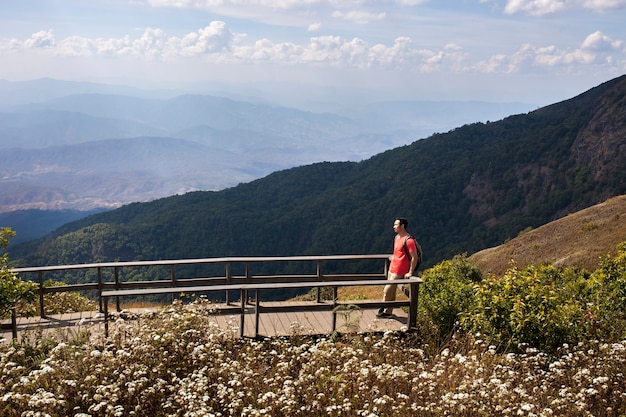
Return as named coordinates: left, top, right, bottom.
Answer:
left=377, top=217, right=420, bottom=318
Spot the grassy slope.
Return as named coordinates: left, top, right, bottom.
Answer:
left=469, top=194, right=626, bottom=277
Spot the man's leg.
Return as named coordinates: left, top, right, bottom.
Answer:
left=378, top=272, right=403, bottom=316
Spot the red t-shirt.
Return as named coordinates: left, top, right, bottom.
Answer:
left=390, top=234, right=417, bottom=275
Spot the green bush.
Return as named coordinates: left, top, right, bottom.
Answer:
left=461, top=263, right=593, bottom=352
left=16, top=280, right=98, bottom=317
left=586, top=242, right=626, bottom=340
left=0, top=228, right=37, bottom=319
left=419, top=254, right=482, bottom=339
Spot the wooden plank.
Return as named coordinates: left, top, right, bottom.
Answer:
left=261, top=311, right=285, bottom=336
left=315, top=309, right=334, bottom=333
left=273, top=310, right=293, bottom=336
left=100, top=278, right=423, bottom=298
left=301, top=310, right=330, bottom=334
left=284, top=310, right=309, bottom=335
left=15, top=254, right=392, bottom=273
left=2, top=307, right=411, bottom=342
left=244, top=278, right=422, bottom=291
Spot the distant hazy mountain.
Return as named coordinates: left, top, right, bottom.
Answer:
left=0, top=78, right=533, bottom=215
left=0, top=137, right=264, bottom=212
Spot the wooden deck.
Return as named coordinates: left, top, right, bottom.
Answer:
left=1, top=303, right=410, bottom=342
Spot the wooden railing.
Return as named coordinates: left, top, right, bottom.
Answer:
left=14, top=254, right=423, bottom=337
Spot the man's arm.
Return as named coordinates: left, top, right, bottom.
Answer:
left=406, top=250, right=418, bottom=277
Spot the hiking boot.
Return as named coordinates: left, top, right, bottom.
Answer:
left=376, top=308, right=392, bottom=318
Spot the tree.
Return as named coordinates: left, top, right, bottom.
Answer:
left=1, top=228, right=37, bottom=323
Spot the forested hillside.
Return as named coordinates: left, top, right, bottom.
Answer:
left=12, top=75, right=626, bottom=276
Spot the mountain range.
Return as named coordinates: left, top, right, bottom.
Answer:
left=0, top=78, right=532, bottom=219
left=11, top=74, right=626, bottom=278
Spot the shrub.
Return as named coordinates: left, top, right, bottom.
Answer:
left=461, top=263, right=592, bottom=353
left=587, top=242, right=626, bottom=340
left=16, top=280, right=98, bottom=317
left=0, top=228, right=37, bottom=319
left=419, top=254, right=482, bottom=339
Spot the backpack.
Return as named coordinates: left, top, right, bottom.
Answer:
left=402, top=235, right=422, bottom=271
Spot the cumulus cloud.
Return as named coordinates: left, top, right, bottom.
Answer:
left=581, top=30, right=623, bottom=51
left=308, top=22, right=322, bottom=32
left=580, top=0, right=626, bottom=10
left=475, top=31, right=624, bottom=71
left=331, top=10, right=386, bottom=24
left=503, top=0, right=566, bottom=15
left=24, top=30, right=57, bottom=48
left=6, top=22, right=235, bottom=60
left=171, top=21, right=234, bottom=56
left=148, top=0, right=318, bottom=9
left=394, top=0, right=429, bottom=4
left=2, top=22, right=624, bottom=77
left=503, top=0, right=626, bottom=15
left=147, top=0, right=428, bottom=8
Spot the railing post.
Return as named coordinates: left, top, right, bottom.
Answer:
left=240, top=288, right=245, bottom=338
left=115, top=266, right=121, bottom=312
left=244, top=262, right=251, bottom=305
left=255, top=289, right=260, bottom=338
left=171, top=264, right=177, bottom=304
left=316, top=261, right=322, bottom=303
left=225, top=262, right=231, bottom=305
left=38, top=271, right=45, bottom=317
left=11, top=308, right=17, bottom=340
left=104, top=296, right=109, bottom=338
left=331, top=286, right=338, bottom=331
left=97, top=267, right=103, bottom=313
left=408, top=279, right=420, bottom=330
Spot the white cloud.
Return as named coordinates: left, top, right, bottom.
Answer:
left=146, top=0, right=428, bottom=8
left=581, top=30, right=623, bottom=51
left=503, top=0, right=566, bottom=16
left=581, top=0, right=626, bottom=11
left=171, top=21, right=234, bottom=56
left=394, top=0, right=429, bottom=4
left=148, top=0, right=319, bottom=8
left=308, top=22, right=322, bottom=32
left=14, top=22, right=236, bottom=60
left=24, top=30, right=56, bottom=49
left=2, top=22, right=624, bottom=78
left=503, top=0, right=626, bottom=15
left=58, top=36, right=97, bottom=57
left=331, top=10, right=386, bottom=24
left=474, top=31, right=624, bottom=72
left=236, top=38, right=302, bottom=62
left=534, top=31, right=623, bottom=66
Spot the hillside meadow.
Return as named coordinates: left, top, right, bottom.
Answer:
left=470, top=194, right=626, bottom=277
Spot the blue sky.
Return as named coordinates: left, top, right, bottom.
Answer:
left=1, top=0, right=625, bottom=108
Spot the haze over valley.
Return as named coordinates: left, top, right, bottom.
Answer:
left=0, top=78, right=533, bottom=214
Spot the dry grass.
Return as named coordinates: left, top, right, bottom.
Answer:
left=470, top=194, right=626, bottom=276
left=338, top=284, right=407, bottom=301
